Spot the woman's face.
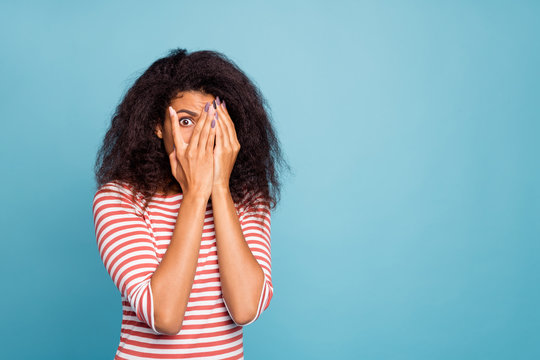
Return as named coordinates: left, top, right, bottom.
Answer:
left=155, top=90, right=216, bottom=154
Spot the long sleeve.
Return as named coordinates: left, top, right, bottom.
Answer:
left=227, top=192, right=273, bottom=326
left=92, top=181, right=165, bottom=335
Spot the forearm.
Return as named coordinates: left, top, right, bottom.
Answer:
left=211, top=185, right=265, bottom=325
left=150, top=191, right=209, bottom=335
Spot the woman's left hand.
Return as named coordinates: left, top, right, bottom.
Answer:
left=212, top=97, right=240, bottom=190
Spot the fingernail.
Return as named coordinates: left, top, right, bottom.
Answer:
left=213, top=100, right=217, bottom=109
left=204, top=102, right=210, bottom=112
left=216, top=96, right=221, bottom=106
left=222, top=100, right=226, bottom=109
left=211, top=118, right=216, bottom=128
left=169, top=106, right=174, bottom=116
left=214, top=111, right=218, bottom=120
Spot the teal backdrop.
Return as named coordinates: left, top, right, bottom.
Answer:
left=1, top=1, right=538, bottom=359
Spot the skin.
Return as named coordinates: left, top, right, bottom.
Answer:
left=151, top=91, right=265, bottom=335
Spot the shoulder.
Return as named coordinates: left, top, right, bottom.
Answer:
left=92, top=180, right=145, bottom=215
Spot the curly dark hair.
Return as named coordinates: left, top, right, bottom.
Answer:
left=94, top=48, right=290, bottom=213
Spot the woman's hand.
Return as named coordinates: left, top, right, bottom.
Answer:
left=212, top=98, right=240, bottom=190
left=168, top=103, right=217, bottom=199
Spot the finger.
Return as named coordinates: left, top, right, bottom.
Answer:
left=219, top=98, right=228, bottom=115
left=188, top=101, right=211, bottom=150
left=207, top=105, right=217, bottom=153
left=218, top=98, right=235, bottom=134
left=215, top=98, right=233, bottom=148
left=213, top=108, right=221, bottom=151
left=199, top=101, right=216, bottom=151
left=216, top=97, right=234, bottom=142
left=169, top=106, right=188, bottom=155
left=214, top=103, right=224, bottom=151
left=169, top=149, right=187, bottom=187
left=168, top=149, right=177, bottom=178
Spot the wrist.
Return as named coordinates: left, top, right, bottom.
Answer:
left=182, top=190, right=210, bottom=204
left=212, top=184, right=230, bottom=195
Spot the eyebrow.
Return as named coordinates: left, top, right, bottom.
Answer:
left=176, top=109, right=199, bottom=117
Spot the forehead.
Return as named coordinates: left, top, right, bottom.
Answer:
left=171, top=90, right=215, bottom=109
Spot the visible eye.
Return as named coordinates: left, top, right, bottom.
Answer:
left=179, top=117, right=195, bottom=127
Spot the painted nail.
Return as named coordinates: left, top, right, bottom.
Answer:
left=211, top=118, right=216, bottom=128
left=214, top=111, right=218, bottom=120
left=216, top=96, right=221, bottom=106
left=204, top=102, right=210, bottom=112
left=222, top=100, right=226, bottom=109
left=213, top=100, right=217, bottom=109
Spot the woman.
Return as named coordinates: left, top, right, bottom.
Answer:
left=92, top=48, right=287, bottom=359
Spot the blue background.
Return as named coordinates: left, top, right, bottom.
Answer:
left=1, top=1, right=538, bottom=359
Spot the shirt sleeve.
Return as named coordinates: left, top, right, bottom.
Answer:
left=92, top=181, right=165, bottom=335
left=225, top=192, right=273, bottom=326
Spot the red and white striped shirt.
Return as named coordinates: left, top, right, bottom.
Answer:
left=92, top=180, right=273, bottom=359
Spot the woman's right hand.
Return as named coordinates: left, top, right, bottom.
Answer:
left=168, top=102, right=217, bottom=199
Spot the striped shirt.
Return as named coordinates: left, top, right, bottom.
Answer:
left=92, top=180, right=273, bottom=359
